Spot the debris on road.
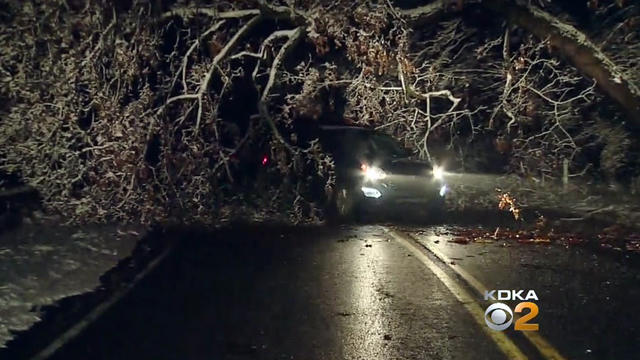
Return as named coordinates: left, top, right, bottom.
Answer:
left=449, top=237, right=470, bottom=244
left=411, top=220, right=640, bottom=257
left=498, top=192, right=521, bottom=221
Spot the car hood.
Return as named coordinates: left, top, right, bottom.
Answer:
left=380, top=158, right=432, bottom=176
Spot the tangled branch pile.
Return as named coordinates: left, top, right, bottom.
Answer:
left=0, top=0, right=639, bottom=224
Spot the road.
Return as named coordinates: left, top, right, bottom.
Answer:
left=21, top=224, right=640, bottom=359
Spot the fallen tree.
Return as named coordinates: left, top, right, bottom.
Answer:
left=0, top=0, right=638, bottom=224
left=483, top=0, right=640, bottom=129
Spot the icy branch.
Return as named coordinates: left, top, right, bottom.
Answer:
left=161, top=8, right=260, bottom=21
left=163, top=16, right=263, bottom=132
left=397, top=0, right=448, bottom=25
left=258, top=27, right=305, bottom=150
left=483, top=0, right=640, bottom=127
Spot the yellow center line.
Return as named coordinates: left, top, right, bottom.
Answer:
left=385, top=228, right=528, bottom=360
left=386, top=227, right=567, bottom=360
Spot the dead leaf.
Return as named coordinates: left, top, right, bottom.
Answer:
left=517, top=237, right=551, bottom=244
left=449, top=237, right=470, bottom=244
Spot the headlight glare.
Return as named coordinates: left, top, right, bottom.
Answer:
left=432, top=165, right=444, bottom=181
left=363, top=165, right=387, bottom=181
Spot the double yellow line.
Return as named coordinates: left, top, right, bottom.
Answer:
left=385, top=228, right=566, bottom=360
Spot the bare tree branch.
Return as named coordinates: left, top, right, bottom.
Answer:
left=258, top=27, right=305, bottom=150
left=163, top=15, right=263, bottom=133
left=483, top=0, right=640, bottom=128
left=161, top=8, right=259, bottom=21
left=397, top=0, right=449, bottom=25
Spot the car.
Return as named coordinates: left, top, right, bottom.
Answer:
left=318, top=125, right=448, bottom=220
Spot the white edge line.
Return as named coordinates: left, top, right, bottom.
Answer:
left=30, top=243, right=174, bottom=360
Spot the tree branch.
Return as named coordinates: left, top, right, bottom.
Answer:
left=256, top=0, right=308, bottom=25
left=483, top=0, right=640, bottom=128
left=160, top=2, right=308, bottom=25
left=162, top=15, right=263, bottom=133
left=258, top=27, right=305, bottom=150
left=397, top=0, right=448, bottom=25
left=161, top=8, right=259, bottom=21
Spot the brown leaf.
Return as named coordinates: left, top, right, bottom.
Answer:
left=449, top=237, right=471, bottom=244
left=517, top=237, right=551, bottom=244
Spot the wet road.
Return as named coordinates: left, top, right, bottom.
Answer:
left=32, top=225, right=640, bottom=359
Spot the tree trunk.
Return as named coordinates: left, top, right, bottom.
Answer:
left=483, top=0, right=640, bottom=129
left=398, top=0, right=450, bottom=26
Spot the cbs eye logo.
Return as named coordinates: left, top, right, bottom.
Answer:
left=484, top=290, right=540, bottom=331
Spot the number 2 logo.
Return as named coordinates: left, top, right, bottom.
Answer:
left=485, top=302, right=539, bottom=331
left=514, top=302, right=539, bottom=331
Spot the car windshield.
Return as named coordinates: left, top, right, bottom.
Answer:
left=367, top=133, right=410, bottom=158
left=320, top=129, right=410, bottom=160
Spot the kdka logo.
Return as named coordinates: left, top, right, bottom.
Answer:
left=483, top=290, right=539, bottom=331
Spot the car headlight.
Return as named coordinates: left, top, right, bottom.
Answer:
left=361, top=186, right=382, bottom=198
left=361, top=164, right=387, bottom=181
left=432, top=165, right=444, bottom=181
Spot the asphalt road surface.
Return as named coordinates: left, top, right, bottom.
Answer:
left=29, top=224, right=640, bottom=359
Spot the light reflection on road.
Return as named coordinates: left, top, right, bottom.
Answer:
left=342, top=235, right=390, bottom=360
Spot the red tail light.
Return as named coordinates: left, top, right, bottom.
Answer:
left=261, top=155, right=269, bottom=166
